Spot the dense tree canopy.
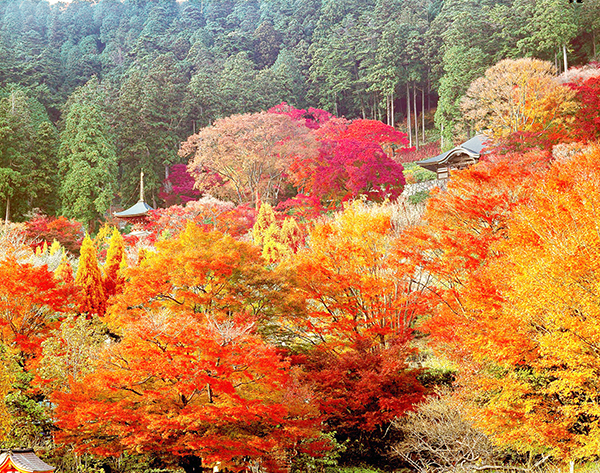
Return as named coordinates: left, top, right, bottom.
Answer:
left=5, top=1, right=600, bottom=472
left=0, top=0, right=593, bottom=216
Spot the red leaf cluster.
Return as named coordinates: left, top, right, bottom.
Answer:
left=25, top=213, right=84, bottom=254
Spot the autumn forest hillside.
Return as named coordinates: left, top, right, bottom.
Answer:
left=0, top=0, right=596, bottom=221
left=3, top=0, right=600, bottom=472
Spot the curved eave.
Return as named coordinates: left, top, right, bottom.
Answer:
left=416, top=134, right=489, bottom=171
left=114, top=201, right=154, bottom=218
left=0, top=451, right=55, bottom=473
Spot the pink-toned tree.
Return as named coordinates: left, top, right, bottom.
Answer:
left=159, top=164, right=201, bottom=206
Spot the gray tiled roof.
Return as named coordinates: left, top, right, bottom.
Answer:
left=0, top=449, right=55, bottom=472
left=114, top=200, right=154, bottom=218
left=416, top=134, right=489, bottom=171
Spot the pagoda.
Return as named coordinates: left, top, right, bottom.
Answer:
left=0, top=449, right=55, bottom=473
left=114, top=170, right=154, bottom=225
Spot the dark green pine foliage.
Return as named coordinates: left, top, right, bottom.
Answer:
left=0, top=0, right=596, bottom=220
left=59, top=79, right=117, bottom=231
left=0, top=87, right=59, bottom=221
left=115, top=53, right=191, bottom=207
left=433, top=0, right=504, bottom=145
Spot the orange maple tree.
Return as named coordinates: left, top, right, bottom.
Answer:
left=0, top=257, right=73, bottom=358
left=52, top=223, right=323, bottom=472
left=406, top=145, right=600, bottom=460
left=287, top=202, right=426, bottom=458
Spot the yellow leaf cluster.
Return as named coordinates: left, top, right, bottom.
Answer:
left=75, top=235, right=106, bottom=316
left=461, top=58, right=577, bottom=138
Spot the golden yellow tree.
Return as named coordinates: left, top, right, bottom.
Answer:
left=461, top=58, right=577, bottom=138
left=418, top=146, right=600, bottom=461
left=0, top=359, right=12, bottom=441
left=54, top=254, right=74, bottom=284
left=252, top=202, right=276, bottom=247
left=104, top=228, right=125, bottom=297
left=75, top=235, right=106, bottom=316
left=280, top=217, right=303, bottom=253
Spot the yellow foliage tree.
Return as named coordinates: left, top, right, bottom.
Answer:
left=252, top=202, right=276, bottom=247
left=0, top=359, right=12, bottom=441
left=461, top=58, right=577, bottom=138
left=262, top=222, right=287, bottom=263
left=75, top=235, right=106, bottom=316
left=104, top=228, right=125, bottom=297
left=419, top=146, right=600, bottom=461
left=55, top=254, right=74, bottom=284
left=280, top=217, right=303, bottom=253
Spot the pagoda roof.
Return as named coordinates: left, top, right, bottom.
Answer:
left=0, top=449, right=55, bottom=473
left=417, top=135, right=489, bottom=172
left=114, top=200, right=154, bottom=218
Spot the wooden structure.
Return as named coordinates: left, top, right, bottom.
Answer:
left=114, top=170, right=154, bottom=225
left=0, top=449, right=55, bottom=473
left=417, top=135, right=488, bottom=179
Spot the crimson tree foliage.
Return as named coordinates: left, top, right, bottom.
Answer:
left=159, top=163, right=201, bottom=206
left=270, top=104, right=408, bottom=204
left=268, top=102, right=333, bottom=130
left=332, top=118, right=409, bottom=153
left=293, top=139, right=405, bottom=203
left=568, top=74, right=600, bottom=142
left=25, top=212, right=84, bottom=254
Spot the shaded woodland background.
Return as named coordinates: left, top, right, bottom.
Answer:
left=0, top=0, right=596, bottom=222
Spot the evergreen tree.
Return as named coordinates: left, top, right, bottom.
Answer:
left=59, top=79, right=117, bottom=230
left=0, top=87, right=59, bottom=221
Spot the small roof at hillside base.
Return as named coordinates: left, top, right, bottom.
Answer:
left=416, top=135, right=488, bottom=172
left=0, top=449, right=55, bottom=473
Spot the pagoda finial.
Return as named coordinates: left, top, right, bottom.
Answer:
left=140, top=169, right=145, bottom=203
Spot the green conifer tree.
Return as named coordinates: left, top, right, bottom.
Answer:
left=59, top=80, right=117, bottom=231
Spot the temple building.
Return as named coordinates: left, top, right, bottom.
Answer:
left=416, top=135, right=488, bottom=179
left=0, top=449, right=55, bottom=473
left=114, top=170, right=154, bottom=225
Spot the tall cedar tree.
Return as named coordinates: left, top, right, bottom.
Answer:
left=58, top=82, right=117, bottom=231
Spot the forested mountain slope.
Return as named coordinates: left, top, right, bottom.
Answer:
left=0, top=0, right=594, bottom=218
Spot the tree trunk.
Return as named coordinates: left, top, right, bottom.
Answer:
left=386, top=94, right=390, bottom=126
left=413, top=84, right=419, bottom=150
left=391, top=92, right=395, bottom=128
left=427, top=71, right=431, bottom=111
left=593, top=30, right=597, bottom=58
left=441, top=122, right=444, bottom=150
left=406, top=83, right=412, bottom=147
left=4, top=196, right=9, bottom=224
left=563, top=43, right=568, bottom=72
left=334, top=94, right=338, bottom=117
left=422, top=86, right=425, bottom=143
